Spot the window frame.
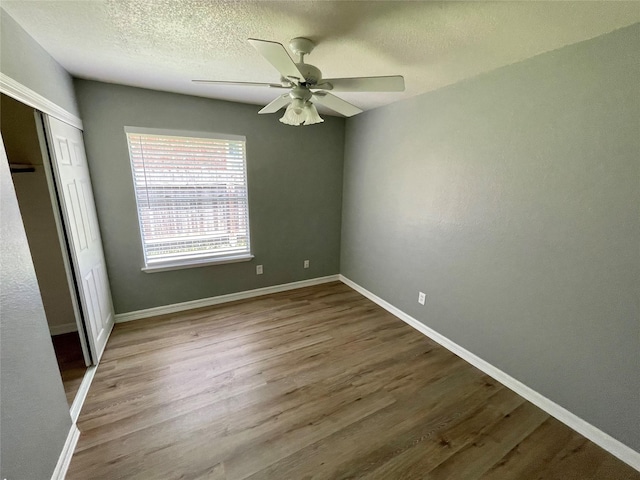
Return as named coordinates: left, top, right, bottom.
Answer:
left=124, top=126, right=253, bottom=273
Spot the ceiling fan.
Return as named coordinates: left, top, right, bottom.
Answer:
left=193, top=37, right=405, bottom=126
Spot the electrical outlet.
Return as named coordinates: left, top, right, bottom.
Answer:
left=256, top=265, right=263, bottom=275
left=418, top=292, right=426, bottom=305
left=303, top=260, right=310, bottom=269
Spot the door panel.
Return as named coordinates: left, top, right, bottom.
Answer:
left=67, top=180, right=89, bottom=250
left=44, top=115, right=114, bottom=363
left=54, top=135, right=73, bottom=165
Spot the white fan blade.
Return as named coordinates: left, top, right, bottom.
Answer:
left=193, top=80, right=289, bottom=88
left=312, top=93, right=362, bottom=117
left=258, top=94, right=291, bottom=114
left=318, top=75, right=405, bottom=92
left=248, top=38, right=305, bottom=82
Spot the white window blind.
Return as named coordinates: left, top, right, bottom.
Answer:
left=125, top=127, right=251, bottom=271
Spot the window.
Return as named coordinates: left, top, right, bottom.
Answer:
left=125, top=127, right=251, bottom=272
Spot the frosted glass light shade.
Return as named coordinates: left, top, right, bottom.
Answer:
left=279, top=99, right=306, bottom=126
left=303, top=103, right=324, bottom=125
left=279, top=99, right=324, bottom=126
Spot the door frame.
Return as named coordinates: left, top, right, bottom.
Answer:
left=0, top=73, right=83, bottom=129
left=1, top=75, right=107, bottom=422
left=0, top=96, right=97, bottom=422
left=1, top=74, right=99, bottom=367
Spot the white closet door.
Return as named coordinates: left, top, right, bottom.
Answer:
left=44, top=115, right=114, bottom=363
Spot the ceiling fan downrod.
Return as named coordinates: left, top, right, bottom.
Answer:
left=289, top=37, right=315, bottom=63
left=288, top=37, right=322, bottom=86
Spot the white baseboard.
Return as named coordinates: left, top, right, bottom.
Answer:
left=338, top=274, right=640, bottom=472
left=115, top=275, right=341, bottom=323
left=70, top=365, right=97, bottom=424
left=50, top=323, right=78, bottom=336
left=50, top=424, right=80, bottom=480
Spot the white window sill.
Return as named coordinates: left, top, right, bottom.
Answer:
left=142, top=254, right=254, bottom=273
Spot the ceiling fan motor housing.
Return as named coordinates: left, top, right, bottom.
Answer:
left=296, top=63, right=321, bottom=86
left=289, top=85, right=312, bottom=102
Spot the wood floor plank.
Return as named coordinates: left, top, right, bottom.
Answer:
left=481, top=418, right=640, bottom=480
left=222, top=391, right=395, bottom=480
left=248, top=374, right=509, bottom=480
left=347, top=387, right=525, bottom=480
left=479, top=418, right=575, bottom=480
left=66, top=282, right=639, bottom=479
left=424, top=401, right=549, bottom=479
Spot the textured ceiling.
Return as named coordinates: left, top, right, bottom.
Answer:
left=2, top=1, right=639, bottom=116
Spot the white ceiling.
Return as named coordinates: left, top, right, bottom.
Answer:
left=3, top=1, right=639, bottom=116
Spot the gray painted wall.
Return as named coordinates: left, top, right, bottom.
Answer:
left=0, top=9, right=79, bottom=117
left=74, top=80, right=345, bottom=313
left=341, top=23, right=640, bottom=451
left=0, top=140, right=73, bottom=479
left=1, top=94, right=77, bottom=333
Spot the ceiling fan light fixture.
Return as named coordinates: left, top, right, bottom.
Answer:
left=280, top=101, right=324, bottom=126
left=279, top=100, right=307, bottom=126
left=303, top=102, right=324, bottom=125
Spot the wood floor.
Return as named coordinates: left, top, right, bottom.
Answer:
left=51, top=331, right=87, bottom=405
left=67, top=282, right=639, bottom=479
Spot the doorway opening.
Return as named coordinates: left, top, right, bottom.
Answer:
left=1, top=93, right=89, bottom=406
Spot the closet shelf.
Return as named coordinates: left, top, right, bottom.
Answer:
left=9, top=163, right=36, bottom=173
